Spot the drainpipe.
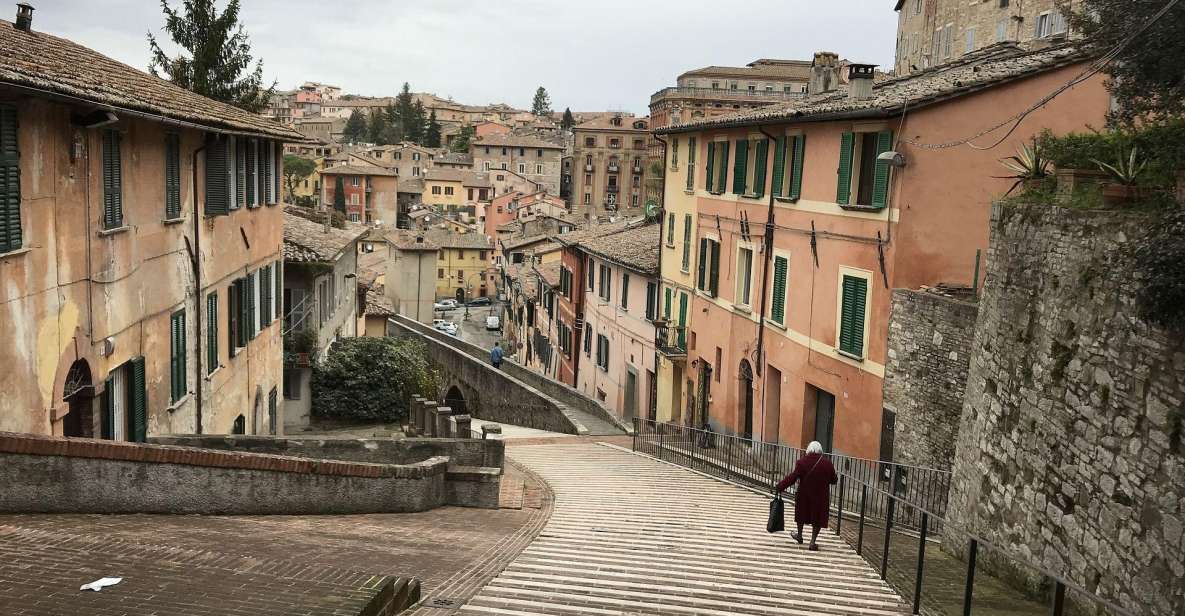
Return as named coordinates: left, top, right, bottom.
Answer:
left=191, top=139, right=207, bottom=434
left=752, top=127, right=780, bottom=438
left=651, top=134, right=668, bottom=423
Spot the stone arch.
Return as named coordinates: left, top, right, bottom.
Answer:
left=232, top=414, right=246, bottom=435
left=444, top=385, right=467, bottom=416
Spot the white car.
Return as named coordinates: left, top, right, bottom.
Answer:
left=485, top=315, right=501, bottom=331
left=434, top=299, right=458, bottom=311
left=432, top=320, right=458, bottom=336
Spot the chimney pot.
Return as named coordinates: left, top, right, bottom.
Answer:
left=15, top=2, right=33, bottom=32
left=847, top=64, right=877, bottom=101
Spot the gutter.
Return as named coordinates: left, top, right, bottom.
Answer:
left=190, top=140, right=207, bottom=434
left=651, top=133, right=668, bottom=424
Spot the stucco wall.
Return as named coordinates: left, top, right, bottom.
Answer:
left=386, top=247, right=436, bottom=323
left=946, top=204, right=1185, bottom=616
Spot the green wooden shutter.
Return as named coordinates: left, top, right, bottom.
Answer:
left=207, top=292, right=218, bottom=374
left=170, top=310, right=186, bottom=403
left=732, top=139, right=748, bottom=195
left=839, top=275, right=868, bottom=357
left=871, top=130, right=894, bottom=209
left=697, top=237, right=708, bottom=290
left=681, top=214, right=691, bottom=271
left=263, top=142, right=274, bottom=203
left=705, top=142, right=715, bottom=191
left=274, top=261, right=283, bottom=320
left=261, top=266, right=272, bottom=324
left=0, top=104, right=22, bottom=254
left=715, top=142, right=729, bottom=193
left=686, top=137, right=697, bottom=191
left=235, top=138, right=246, bottom=209
left=677, top=292, right=688, bottom=348
left=666, top=212, right=675, bottom=244
left=165, top=134, right=181, bottom=219
left=247, top=272, right=257, bottom=339
left=753, top=139, right=768, bottom=198
left=836, top=132, right=854, bottom=205
left=238, top=278, right=250, bottom=348
left=205, top=135, right=229, bottom=216
left=102, top=129, right=123, bottom=229
left=130, top=357, right=147, bottom=442
left=246, top=140, right=257, bottom=206
left=790, top=135, right=807, bottom=201
left=770, top=256, right=788, bottom=325
left=664, top=287, right=672, bottom=318
left=771, top=136, right=786, bottom=198
left=708, top=240, right=720, bottom=296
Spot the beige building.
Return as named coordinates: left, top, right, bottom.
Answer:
left=893, top=0, right=1074, bottom=74
left=571, top=115, right=656, bottom=221
left=649, top=59, right=813, bottom=130
left=471, top=132, right=564, bottom=196
left=0, top=14, right=304, bottom=438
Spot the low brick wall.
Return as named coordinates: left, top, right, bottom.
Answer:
left=0, top=432, right=448, bottom=515
left=150, top=435, right=504, bottom=509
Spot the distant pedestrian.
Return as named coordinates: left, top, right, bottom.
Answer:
left=775, top=441, right=837, bottom=551
left=490, top=342, right=504, bottom=368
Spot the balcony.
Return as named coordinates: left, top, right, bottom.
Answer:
left=632, top=165, right=642, bottom=174
left=584, top=164, right=594, bottom=172
left=649, top=86, right=807, bottom=105
left=605, top=185, right=619, bottom=194
left=607, top=164, right=619, bottom=173
left=655, top=320, right=687, bottom=357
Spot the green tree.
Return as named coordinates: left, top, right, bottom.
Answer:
left=561, top=107, right=575, bottom=130
left=147, top=0, right=275, bottom=113
left=282, top=155, right=316, bottom=203
left=1068, top=0, right=1185, bottom=126
left=333, top=175, right=346, bottom=212
left=450, top=125, right=475, bottom=153
left=383, top=101, right=403, bottom=143
left=394, top=82, right=417, bottom=142
left=343, top=109, right=367, bottom=143
left=367, top=108, right=388, bottom=145
left=406, top=100, right=427, bottom=144
left=531, top=86, right=552, bottom=116
left=425, top=110, right=442, bottom=148
left=312, top=337, right=441, bottom=422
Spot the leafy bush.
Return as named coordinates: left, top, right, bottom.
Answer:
left=1039, top=120, right=1185, bottom=186
left=1134, top=208, right=1185, bottom=332
left=312, top=337, right=440, bottom=422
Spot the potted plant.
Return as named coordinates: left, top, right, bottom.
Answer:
left=1093, top=147, right=1147, bottom=206
left=284, top=329, right=318, bottom=367
left=998, top=140, right=1052, bottom=196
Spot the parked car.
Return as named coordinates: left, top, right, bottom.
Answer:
left=466, top=297, right=492, bottom=307
left=485, top=315, right=501, bottom=331
left=433, top=320, right=459, bottom=336
left=433, top=299, right=458, bottom=311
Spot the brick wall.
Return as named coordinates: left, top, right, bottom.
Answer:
left=882, top=288, right=978, bottom=470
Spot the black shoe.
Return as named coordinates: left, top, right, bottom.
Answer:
left=791, top=532, right=803, bottom=544
left=808, top=544, right=820, bottom=551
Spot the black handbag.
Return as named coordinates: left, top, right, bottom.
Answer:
left=767, top=495, right=785, bottom=533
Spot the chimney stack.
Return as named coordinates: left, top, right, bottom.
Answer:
left=809, top=52, right=841, bottom=95
left=847, top=64, right=877, bottom=101
left=15, top=2, right=33, bottom=32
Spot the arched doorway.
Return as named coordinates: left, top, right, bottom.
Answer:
left=455, top=287, right=465, bottom=303
left=445, top=385, right=467, bottom=416
left=62, top=359, right=94, bottom=437
left=739, top=360, right=754, bottom=439
left=232, top=414, right=246, bottom=435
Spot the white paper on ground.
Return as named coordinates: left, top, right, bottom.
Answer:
left=79, top=577, right=123, bottom=592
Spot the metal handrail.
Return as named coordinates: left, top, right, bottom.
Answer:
left=282, top=294, right=314, bottom=336
left=631, top=418, right=1135, bottom=616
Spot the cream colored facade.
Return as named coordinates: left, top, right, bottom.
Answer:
left=571, top=116, right=655, bottom=222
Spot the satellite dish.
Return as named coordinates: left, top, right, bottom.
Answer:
left=644, top=199, right=660, bottom=220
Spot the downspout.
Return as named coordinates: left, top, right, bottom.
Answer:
left=651, top=133, right=668, bottom=423
left=752, top=127, right=780, bottom=439
left=191, top=139, right=207, bottom=434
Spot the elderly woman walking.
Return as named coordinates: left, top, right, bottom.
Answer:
left=775, top=441, right=838, bottom=551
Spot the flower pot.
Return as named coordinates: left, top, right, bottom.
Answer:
left=1055, top=168, right=1107, bottom=201
left=1101, top=183, right=1140, bottom=207
left=296, top=352, right=311, bottom=367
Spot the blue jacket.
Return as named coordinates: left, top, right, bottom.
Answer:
left=490, top=346, right=504, bottom=364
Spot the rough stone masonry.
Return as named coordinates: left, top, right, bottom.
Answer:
left=945, top=204, right=1185, bottom=616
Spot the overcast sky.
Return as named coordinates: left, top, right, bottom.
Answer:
left=36, top=0, right=899, bottom=115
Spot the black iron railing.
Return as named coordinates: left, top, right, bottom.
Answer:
left=631, top=419, right=1135, bottom=616
left=654, top=320, right=687, bottom=356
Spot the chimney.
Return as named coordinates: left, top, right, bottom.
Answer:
left=809, top=51, right=840, bottom=95
left=847, top=64, right=877, bottom=101
left=15, top=2, right=33, bottom=32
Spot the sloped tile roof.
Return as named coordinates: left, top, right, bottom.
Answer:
left=658, top=42, right=1092, bottom=133
left=680, top=59, right=814, bottom=81
left=0, top=20, right=305, bottom=142
left=534, top=262, right=562, bottom=287
left=385, top=229, right=440, bottom=251
left=389, top=228, right=491, bottom=250
left=283, top=208, right=369, bottom=263
left=321, top=164, right=399, bottom=177
left=575, top=222, right=660, bottom=275
left=473, top=132, right=565, bottom=149
left=363, top=284, right=397, bottom=317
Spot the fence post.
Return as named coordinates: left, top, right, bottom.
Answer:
left=913, top=512, right=928, bottom=615
left=632, top=417, right=638, bottom=451
left=857, top=484, right=868, bottom=555
left=836, top=474, right=846, bottom=535
left=963, top=538, right=978, bottom=616
left=725, top=435, right=735, bottom=482
left=880, top=497, right=896, bottom=580
left=1050, top=581, right=1066, bottom=616
left=658, top=421, right=665, bottom=461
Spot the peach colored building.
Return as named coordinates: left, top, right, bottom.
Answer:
left=657, top=43, right=1108, bottom=460
left=320, top=165, right=399, bottom=226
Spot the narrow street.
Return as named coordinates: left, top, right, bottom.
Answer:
left=460, top=443, right=909, bottom=616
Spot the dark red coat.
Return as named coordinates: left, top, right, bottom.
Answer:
left=775, top=453, right=838, bottom=527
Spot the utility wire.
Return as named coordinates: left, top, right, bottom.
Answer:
left=899, top=0, right=1181, bottom=151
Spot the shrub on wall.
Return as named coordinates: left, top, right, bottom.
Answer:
left=1040, top=121, right=1185, bottom=186
left=312, top=337, right=441, bottom=422
left=1133, top=208, right=1185, bottom=332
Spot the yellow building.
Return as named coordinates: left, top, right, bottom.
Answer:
left=423, top=229, right=494, bottom=302
left=289, top=156, right=326, bottom=203
left=654, top=133, right=699, bottom=423
left=422, top=168, right=492, bottom=221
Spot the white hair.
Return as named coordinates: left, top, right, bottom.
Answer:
left=806, top=441, right=824, bottom=455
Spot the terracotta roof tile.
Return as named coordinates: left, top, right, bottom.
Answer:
left=321, top=164, right=399, bottom=177
left=575, top=222, right=660, bottom=275
left=283, top=208, right=369, bottom=263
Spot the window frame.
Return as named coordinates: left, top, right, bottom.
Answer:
left=835, top=267, right=872, bottom=360
left=0, top=103, right=23, bottom=254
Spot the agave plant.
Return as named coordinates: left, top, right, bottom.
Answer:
left=1093, top=146, right=1147, bottom=186
left=997, top=140, right=1052, bottom=195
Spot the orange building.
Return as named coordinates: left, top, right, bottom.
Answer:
left=656, top=43, right=1108, bottom=460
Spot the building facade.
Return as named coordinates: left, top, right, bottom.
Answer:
left=384, top=230, right=439, bottom=324
left=0, top=15, right=304, bottom=438
left=471, top=132, right=564, bottom=197
left=656, top=44, right=1108, bottom=460
left=649, top=58, right=813, bottom=131
left=571, top=116, right=655, bottom=222
left=319, top=165, right=400, bottom=226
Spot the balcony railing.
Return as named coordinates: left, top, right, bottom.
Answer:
left=655, top=320, right=686, bottom=356
left=607, top=164, right=619, bottom=173
left=605, top=185, right=619, bottom=193
left=584, top=164, right=594, bottom=172
left=650, top=86, right=808, bottom=105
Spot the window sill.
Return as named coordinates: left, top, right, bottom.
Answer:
left=97, top=225, right=130, bottom=237
left=684, top=189, right=696, bottom=195
left=839, top=204, right=886, bottom=213
left=764, top=318, right=787, bottom=331
left=0, top=247, right=31, bottom=260
left=162, top=217, right=186, bottom=226
left=166, top=394, right=190, bottom=413
left=707, top=190, right=725, bottom=196
left=733, top=304, right=752, bottom=315
left=774, top=196, right=799, bottom=204
left=739, top=193, right=764, bottom=201
left=836, top=348, right=865, bottom=362
left=205, top=366, right=223, bottom=381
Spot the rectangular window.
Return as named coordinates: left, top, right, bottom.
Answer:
left=165, top=133, right=182, bottom=219
left=671, top=137, right=679, bottom=169
left=736, top=138, right=769, bottom=198
left=207, top=292, right=218, bottom=374
left=997, top=18, right=1008, bottom=42
left=696, top=238, right=720, bottom=296
left=736, top=247, right=753, bottom=306
left=685, top=137, right=697, bottom=191
left=248, top=271, right=259, bottom=339
left=666, top=212, right=676, bottom=246
left=773, top=134, right=806, bottom=200
left=965, top=27, right=976, bottom=53
left=664, top=287, right=672, bottom=319
left=705, top=141, right=729, bottom=193
left=770, top=256, right=788, bottom=325
left=101, top=129, right=124, bottom=229
left=432, top=186, right=441, bottom=195
left=283, top=368, right=303, bottom=400
left=228, top=280, right=239, bottom=356
left=584, top=323, right=592, bottom=356
left=0, top=104, right=22, bottom=253
left=620, top=273, right=630, bottom=309
left=837, top=131, right=892, bottom=208
left=838, top=273, right=869, bottom=358
left=169, top=309, right=186, bottom=403
left=599, top=264, right=611, bottom=302
left=445, top=186, right=454, bottom=196
left=596, top=334, right=610, bottom=370
left=645, top=282, right=657, bottom=321
left=681, top=214, right=692, bottom=272
left=587, top=258, right=595, bottom=290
